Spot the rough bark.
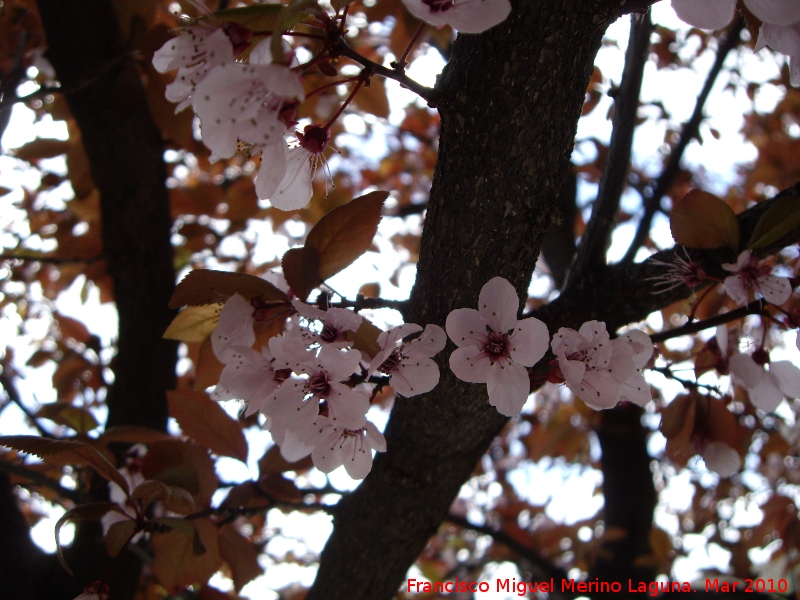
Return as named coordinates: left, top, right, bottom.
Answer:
left=0, top=2, right=178, bottom=598
left=307, top=2, right=617, bottom=598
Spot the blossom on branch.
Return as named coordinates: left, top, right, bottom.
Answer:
left=369, top=323, right=446, bottom=397
left=401, top=0, right=511, bottom=34
left=721, top=250, right=792, bottom=306
left=729, top=349, right=800, bottom=411
left=211, top=293, right=256, bottom=363
left=550, top=321, right=653, bottom=411
left=446, top=277, right=549, bottom=416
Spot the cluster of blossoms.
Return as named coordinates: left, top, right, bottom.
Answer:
left=211, top=293, right=446, bottom=478
left=206, top=277, right=658, bottom=479
left=152, top=0, right=512, bottom=211
left=671, top=0, right=800, bottom=84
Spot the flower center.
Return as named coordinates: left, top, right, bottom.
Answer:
left=378, top=348, right=404, bottom=374
left=297, top=124, right=331, bottom=155
left=308, top=372, right=331, bottom=396
left=421, top=0, right=454, bottom=12
left=320, top=323, right=346, bottom=343
left=483, top=332, right=509, bottom=360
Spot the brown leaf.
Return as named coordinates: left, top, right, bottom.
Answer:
left=219, top=525, right=264, bottom=592
left=305, top=191, right=388, bottom=280
left=13, top=138, right=69, bottom=162
left=167, top=390, right=249, bottom=463
left=258, top=444, right=313, bottom=476
left=169, top=269, right=290, bottom=308
left=142, top=439, right=219, bottom=508
left=353, top=76, right=390, bottom=119
left=0, top=435, right=130, bottom=494
left=281, top=246, right=321, bottom=301
left=193, top=337, right=225, bottom=391
left=670, top=189, right=740, bottom=250
left=100, top=425, right=174, bottom=445
left=152, top=517, right=221, bottom=593
left=36, top=403, right=99, bottom=433
left=345, top=317, right=382, bottom=359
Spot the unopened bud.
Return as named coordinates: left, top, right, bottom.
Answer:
left=221, top=22, right=253, bottom=56
left=752, top=347, right=770, bottom=366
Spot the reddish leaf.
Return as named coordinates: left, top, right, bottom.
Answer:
left=258, top=444, right=313, bottom=476
left=219, top=524, right=264, bottom=592
left=142, top=439, right=219, bottom=508
left=0, top=435, right=130, bottom=495
left=193, top=337, right=225, bottom=391
left=169, top=269, right=290, bottom=309
left=281, top=245, right=320, bottom=301
left=167, top=390, right=248, bottom=463
left=100, top=425, right=174, bottom=445
left=305, top=191, right=388, bottom=280
left=746, top=195, right=800, bottom=249
left=13, top=138, right=70, bottom=162
left=345, top=317, right=382, bottom=359
left=36, top=403, right=99, bottom=433
left=152, top=517, right=221, bottom=593
left=670, top=189, right=740, bottom=250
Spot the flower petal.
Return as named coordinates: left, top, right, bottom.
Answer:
left=671, top=0, right=735, bottom=28
left=486, top=361, right=530, bottom=417
left=446, top=308, right=487, bottom=348
left=507, top=316, right=549, bottom=367
left=449, top=346, right=493, bottom=383
left=391, top=356, right=441, bottom=397
left=744, top=0, right=800, bottom=25
left=270, top=145, right=313, bottom=211
left=478, top=276, right=519, bottom=334
left=770, top=360, right=800, bottom=398
left=702, top=441, right=741, bottom=477
left=757, top=274, right=792, bottom=305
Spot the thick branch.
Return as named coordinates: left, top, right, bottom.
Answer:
left=568, top=11, right=652, bottom=281
left=621, top=18, right=744, bottom=264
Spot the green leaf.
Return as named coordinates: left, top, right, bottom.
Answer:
left=163, top=304, right=221, bottom=342
left=670, top=189, right=740, bottom=251
left=105, top=519, right=139, bottom=557
left=746, top=196, right=800, bottom=249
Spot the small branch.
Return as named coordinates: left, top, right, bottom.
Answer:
left=329, top=295, right=408, bottom=313
left=649, top=298, right=766, bottom=343
left=186, top=495, right=337, bottom=525
left=568, top=12, right=652, bottom=281
left=0, top=85, right=62, bottom=110
left=330, top=34, right=438, bottom=105
left=650, top=365, right=723, bottom=395
left=621, top=17, right=744, bottom=264
left=0, top=459, right=84, bottom=503
left=445, top=513, right=575, bottom=595
left=0, top=373, right=53, bottom=438
left=0, top=253, right=104, bottom=265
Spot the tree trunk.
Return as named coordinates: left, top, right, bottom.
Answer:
left=307, top=2, right=619, bottom=598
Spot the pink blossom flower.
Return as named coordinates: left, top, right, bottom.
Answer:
left=292, top=300, right=362, bottom=348
left=446, top=277, right=549, bottom=416
left=551, top=321, right=653, bottom=411
left=401, top=0, right=511, bottom=33
left=369, top=323, right=446, bottom=397
left=152, top=26, right=235, bottom=112
left=267, top=342, right=369, bottom=431
left=192, top=61, right=303, bottom=163
left=646, top=249, right=707, bottom=292
left=729, top=350, right=800, bottom=411
left=211, top=293, right=256, bottom=363
left=268, top=124, right=332, bottom=211
left=212, top=345, right=287, bottom=417
left=281, top=415, right=386, bottom=479
left=721, top=250, right=792, bottom=306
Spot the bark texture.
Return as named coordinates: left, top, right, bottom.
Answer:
left=307, top=2, right=616, bottom=598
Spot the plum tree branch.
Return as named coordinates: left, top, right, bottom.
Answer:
left=568, top=11, right=652, bottom=280
left=621, top=17, right=744, bottom=264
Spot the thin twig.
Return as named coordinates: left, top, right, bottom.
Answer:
left=445, top=513, right=576, bottom=596
left=0, top=373, right=53, bottom=438
left=621, top=17, right=744, bottom=264
left=330, top=34, right=438, bottom=105
left=568, top=12, right=652, bottom=282
left=649, top=298, right=766, bottom=343
left=0, top=253, right=104, bottom=265
left=329, top=295, right=408, bottom=313
left=0, top=459, right=84, bottom=503
left=651, top=366, right=723, bottom=395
